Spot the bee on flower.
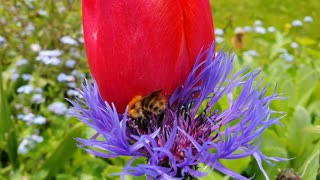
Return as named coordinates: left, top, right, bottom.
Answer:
left=69, top=0, right=286, bottom=179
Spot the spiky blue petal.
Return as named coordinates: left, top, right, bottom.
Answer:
left=69, top=43, right=285, bottom=179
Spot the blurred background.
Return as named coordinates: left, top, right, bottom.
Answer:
left=0, top=0, right=319, bottom=179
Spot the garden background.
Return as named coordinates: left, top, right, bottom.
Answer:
left=0, top=0, right=320, bottom=179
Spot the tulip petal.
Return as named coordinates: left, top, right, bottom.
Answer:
left=82, top=0, right=214, bottom=111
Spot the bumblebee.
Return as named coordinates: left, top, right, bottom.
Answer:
left=128, top=90, right=167, bottom=119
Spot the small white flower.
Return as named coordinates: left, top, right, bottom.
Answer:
left=36, top=50, right=62, bottom=65
left=19, top=113, right=35, bottom=122
left=268, top=26, right=276, bottom=33
left=10, top=68, right=17, bottom=74
left=281, top=53, right=294, bottom=62
left=32, top=116, right=46, bottom=125
left=25, top=23, right=35, bottom=33
left=244, top=50, right=260, bottom=57
left=58, top=6, right=66, bottom=13
left=48, top=102, right=68, bottom=115
left=215, top=28, right=224, bottom=36
left=303, top=16, right=313, bottom=23
left=292, top=20, right=303, bottom=27
left=215, top=36, right=224, bottom=43
left=18, top=135, right=44, bottom=154
left=17, top=84, right=33, bottom=94
left=57, top=73, right=67, bottom=82
left=16, top=59, right=28, bottom=66
left=39, top=50, right=62, bottom=57
left=17, top=114, right=25, bottom=120
left=57, top=73, right=75, bottom=82
left=234, top=27, right=244, bottom=34
left=24, top=0, right=35, bottom=4
left=71, top=70, right=84, bottom=78
left=30, top=135, right=44, bottom=143
left=24, top=0, right=35, bottom=9
left=254, top=20, right=263, bottom=27
left=30, top=43, right=41, bottom=52
left=60, top=36, right=78, bottom=46
left=254, top=26, right=266, bottom=34
left=78, top=37, right=84, bottom=43
left=67, top=89, right=82, bottom=98
left=0, top=35, right=6, bottom=44
left=36, top=50, right=62, bottom=66
left=38, top=10, right=47, bottom=16
left=67, top=82, right=77, bottom=88
left=243, top=26, right=252, bottom=32
left=22, top=74, right=32, bottom=81
left=10, top=73, right=20, bottom=81
left=291, top=42, right=299, bottom=49
left=35, top=88, right=43, bottom=94
left=36, top=56, right=61, bottom=65
left=18, top=113, right=46, bottom=125
left=65, top=59, right=76, bottom=68
left=32, top=94, right=45, bottom=104
left=10, top=69, right=19, bottom=81
left=18, top=139, right=30, bottom=154
left=16, top=21, right=22, bottom=27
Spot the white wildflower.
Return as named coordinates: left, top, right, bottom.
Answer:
left=292, top=20, right=303, bottom=27
left=65, top=59, right=76, bottom=68
left=17, top=84, right=33, bottom=94
left=303, top=16, right=313, bottom=23
left=268, top=26, right=276, bottom=33
left=215, top=28, right=224, bottom=36
left=60, top=36, right=78, bottom=46
left=215, top=37, right=224, bottom=43
left=48, top=102, right=68, bottom=115
left=254, top=26, right=266, bottom=34
left=291, top=42, right=299, bottom=49
left=31, top=94, right=45, bottom=104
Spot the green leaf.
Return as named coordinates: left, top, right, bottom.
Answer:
left=296, top=37, right=317, bottom=46
left=200, top=171, right=227, bottom=180
left=0, top=63, right=19, bottom=170
left=296, top=66, right=317, bottom=106
left=286, top=106, right=312, bottom=155
left=303, top=125, right=320, bottom=134
left=102, top=165, right=123, bottom=179
left=220, top=157, right=251, bottom=173
left=299, top=147, right=319, bottom=180
left=199, top=163, right=228, bottom=180
left=42, top=123, right=83, bottom=178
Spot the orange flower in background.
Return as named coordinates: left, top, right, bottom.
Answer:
left=82, top=0, right=215, bottom=111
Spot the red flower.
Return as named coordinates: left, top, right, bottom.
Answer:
left=82, top=0, right=215, bottom=112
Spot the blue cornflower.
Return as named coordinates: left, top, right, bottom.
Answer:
left=69, top=44, right=285, bottom=180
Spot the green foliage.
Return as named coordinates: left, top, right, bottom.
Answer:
left=0, top=0, right=320, bottom=179
left=0, top=60, right=19, bottom=170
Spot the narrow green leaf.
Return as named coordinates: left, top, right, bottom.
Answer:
left=200, top=166, right=227, bottom=180
left=303, top=125, right=320, bottom=134
left=299, top=148, right=319, bottom=180
left=42, top=122, right=82, bottom=178
left=0, top=63, right=19, bottom=169
left=220, top=157, right=251, bottom=173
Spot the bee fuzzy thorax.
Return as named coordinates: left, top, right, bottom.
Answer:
left=128, top=90, right=167, bottom=120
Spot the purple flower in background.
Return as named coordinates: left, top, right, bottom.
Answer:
left=69, top=44, right=285, bottom=179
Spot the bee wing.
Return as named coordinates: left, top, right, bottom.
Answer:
left=145, top=90, right=162, bottom=99
left=142, top=89, right=162, bottom=106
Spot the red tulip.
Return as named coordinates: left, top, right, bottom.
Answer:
left=82, top=0, right=215, bottom=112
